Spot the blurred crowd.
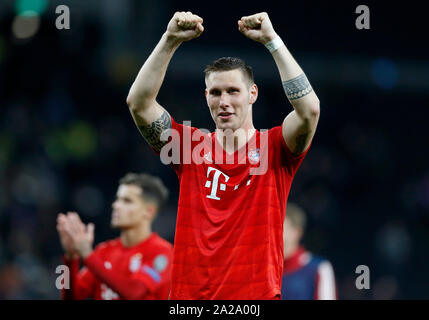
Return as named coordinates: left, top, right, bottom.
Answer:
left=0, top=0, right=428, bottom=299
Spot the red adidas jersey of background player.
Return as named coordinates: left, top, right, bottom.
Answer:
left=62, top=232, right=173, bottom=300
left=163, top=119, right=309, bottom=299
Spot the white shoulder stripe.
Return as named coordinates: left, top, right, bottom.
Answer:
left=317, top=261, right=337, bottom=300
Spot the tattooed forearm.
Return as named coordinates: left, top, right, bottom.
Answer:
left=282, top=73, right=313, bottom=101
left=137, top=111, right=172, bottom=153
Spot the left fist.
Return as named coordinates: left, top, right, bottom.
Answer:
left=238, top=12, right=277, bottom=44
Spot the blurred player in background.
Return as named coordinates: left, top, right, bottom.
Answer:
left=126, top=11, right=320, bottom=299
left=282, top=203, right=337, bottom=300
left=56, top=173, right=173, bottom=300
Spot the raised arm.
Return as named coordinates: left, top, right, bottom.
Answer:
left=126, top=11, right=204, bottom=152
left=238, top=13, right=320, bottom=155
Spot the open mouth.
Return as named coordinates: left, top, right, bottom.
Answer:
left=218, top=112, right=234, bottom=120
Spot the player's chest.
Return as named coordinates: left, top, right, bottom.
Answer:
left=180, top=154, right=279, bottom=203
left=100, top=250, right=154, bottom=274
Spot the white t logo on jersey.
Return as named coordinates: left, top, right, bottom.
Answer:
left=205, top=167, right=230, bottom=200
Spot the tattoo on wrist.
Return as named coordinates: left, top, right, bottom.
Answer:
left=282, top=73, right=313, bottom=101
left=138, top=111, right=172, bottom=153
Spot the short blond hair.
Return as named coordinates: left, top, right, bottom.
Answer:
left=285, top=202, right=307, bottom=230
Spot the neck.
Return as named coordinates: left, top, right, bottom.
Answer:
left=216, top=122, right=255, bottom=153
left=283, top=246, right=307, bottom=273
left=284, top=243, right=300, bottom=259
left=120, top=222, right=152, bottom=248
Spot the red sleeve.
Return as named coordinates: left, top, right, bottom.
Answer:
left=133, top=247, right=173, bottom=299
left=62, top=256, right=98, bottom=300
left=83, top=246, right=172, bottom=300
left=152, top=117, right=203, bottom=178
left=270, top=125, right=311, bottom=176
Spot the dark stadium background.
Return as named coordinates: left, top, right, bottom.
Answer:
left=0, top=0, right=428, bottom=299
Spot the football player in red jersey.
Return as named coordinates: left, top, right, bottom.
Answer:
left=126, top=12, right=320, bottom=299
left=56, top=173, right=173, bottom=300
left=281, top=203, right=337, bottom=300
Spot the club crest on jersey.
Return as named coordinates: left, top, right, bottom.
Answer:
left=153, top=254, right=168, bottom=272
left=129, top=253, right=142, bottom=272
left=248, top=148, right=260, bottom=164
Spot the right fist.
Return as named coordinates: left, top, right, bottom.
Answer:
left=166, top=11, right=204, bottom=42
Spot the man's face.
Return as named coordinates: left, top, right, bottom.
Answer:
left=283, top=217, right=303, bottom=257
left=111, top=184, right=148, bottom=229
left=205, top=69, right=257, bottom=131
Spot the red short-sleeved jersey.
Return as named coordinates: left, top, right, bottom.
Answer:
left=162, top=119, right=309, bottom=300
left=63, top=232, right=173, bottom=300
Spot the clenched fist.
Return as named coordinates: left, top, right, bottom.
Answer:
left=238, top=12, right=277, bottom=45
left=166, top=11, right=204, bottom=43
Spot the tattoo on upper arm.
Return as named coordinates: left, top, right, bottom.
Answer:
left=137, top=111, right=172, bottom=153
left=282, top=73, right=313, bottom=101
